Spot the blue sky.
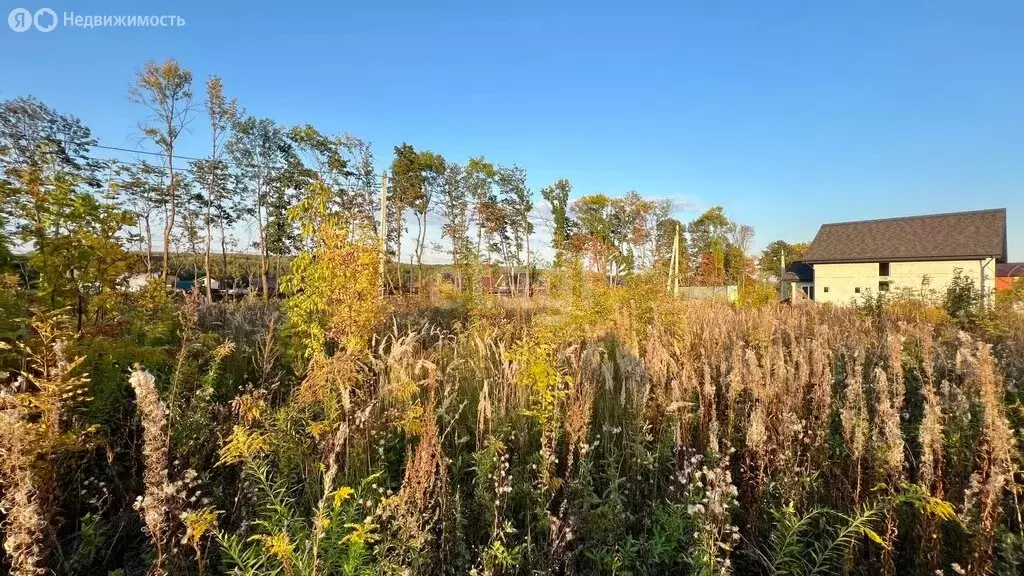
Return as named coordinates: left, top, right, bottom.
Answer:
left=2, top=0, right=1022, bottom=262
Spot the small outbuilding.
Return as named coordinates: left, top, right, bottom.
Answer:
left=997, top=262, right=1024, bottom=292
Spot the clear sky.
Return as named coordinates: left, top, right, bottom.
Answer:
left=2, top=0, right=1022, bottom=263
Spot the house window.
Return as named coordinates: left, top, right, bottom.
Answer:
left=879, top=281, right=890, bottom=292
left=823, top=286, right=829, bottom=293
left=879, top=262, right=890, bottom=277
left=855, top=287, right=861, bottom=294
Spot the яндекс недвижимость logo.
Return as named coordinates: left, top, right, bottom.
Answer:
left=8, top=8, right=184, bottom=32
left=8, top=7, right=58, bottom=32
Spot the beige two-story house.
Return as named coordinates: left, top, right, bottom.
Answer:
left=792, top=208, right=1006, bottom=305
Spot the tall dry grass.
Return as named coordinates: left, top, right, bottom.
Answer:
left=2, top=281, right=1023, bottom=575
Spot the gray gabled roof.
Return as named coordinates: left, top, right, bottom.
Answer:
left=802, top=208, right=1007, bottom=264
left=782, top=261, right=813, bottom=282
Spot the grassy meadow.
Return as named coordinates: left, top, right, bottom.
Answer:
left=2, top=269, right=1024, bottom=576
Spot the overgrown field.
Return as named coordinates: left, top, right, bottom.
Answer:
left=2, top=276, right=1024, bottom=576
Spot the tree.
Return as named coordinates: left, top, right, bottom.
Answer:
left=498, top=165, right=532, bottom=295
left=757, top=240, right=809, bottom=280
left=609, top=191, right=659, bottom=273
left=570, top=194, right=614, bottom=275
left=688, top=206, right=737, bottom=285
left=192, top=75, right=237, bottom=299
left=540, top=178, right=572, bottom=267
left=725, top=224, right=755, bottom=285
left=1, top=97, right=104, bottom=298
left=113, top=160, right=166, bottom=273
left=388, top=143, right=422, bottom=283
left=282, top=177, right=384, bottom=359
left=655, top=217, right=687, bottom=272
left=174, top=173, right=203, bottom=280
left=0, top=97, right=133, bottom=327
left=465, top=156, right=497, bottom=255
left=129, top=59, right=195, bottom=282
left=437, top=162, right=469, bottom=280
left=226, top=116, right=296, bottom=298
left=287, top=124, right=379, bottom=229
left=413, top=151, right=445, bottom=273
left=347, top=136, right=378, bottom=228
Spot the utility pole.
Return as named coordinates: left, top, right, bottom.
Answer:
left=670, top=223, right=681, bottom=297
left=667, top=226, right=676, bottom=293
left=779, top=248, right=786, bottom=301
left=673, top=224, right=680, bottom=297
left=378, top=171, right=388, bottom=297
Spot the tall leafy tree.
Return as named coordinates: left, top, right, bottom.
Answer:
left=287, top=123, right=376, bottom=225
left=437, top=162, right=469, bottom=276
left=724, top=224, right=755, bottom=285
left=1, top=97, right=105, bottom=294
left=174, top=173, right=204, bottom=280
left=287, top=124, right=372, bottom=246
left=413, top=151, right=445, bottom=272
left=655, top=216, right=688, bottom=276
left=465, top=156, right=497, bottom=255
left=388, top=143, right=422, bottom=281
left=688, top=206, right=735, bottom=284
left=129, top=59, right=195, bottom=281
left=0, top=96, right=132, bottom=326
left=571, top=194, right=615, bottom=274
left=498, top=165, right=532, bottom=294
left=191, top=75, right=237, bottom=299
left=540, top=178, right=572, bottom=267
left=609, top=191, right=658, bottom=273
left=113, top=160, right=166, bottom=273
left=226, top=116, right=296, bottom=298
left=347, top=135, right=378, bottom=228
left=758, top=240, right=809, bottom=280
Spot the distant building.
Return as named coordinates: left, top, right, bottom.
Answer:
left=997, top=262, right=1024, bottom=292
left=791, top=209, right=1006, bottom=305
left=195, top=276, right=221, bottom=290
left=782, top=262, right=814, bottom=300
left=124, top=272, right=160, bottom=292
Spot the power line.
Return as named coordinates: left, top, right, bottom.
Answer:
left=91, top=142, right=383, bottom=185
left=6, top=144, right=582, bottom=224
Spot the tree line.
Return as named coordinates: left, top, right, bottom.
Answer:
left=1, top=58, right=804, bottom=311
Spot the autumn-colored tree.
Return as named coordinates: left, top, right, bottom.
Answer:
left=129, top=59, right=195, bottom=282
left=282, top=178, right=384, bottom=358
left=0, top=97, right=134, bottom=327
left=687, top=206, right=733, bottom=278
left=685, top=206, right=758, bottom=285
left=570, top=194, right=615, bottom=275
left=609, top=191, right=659, bottom=272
